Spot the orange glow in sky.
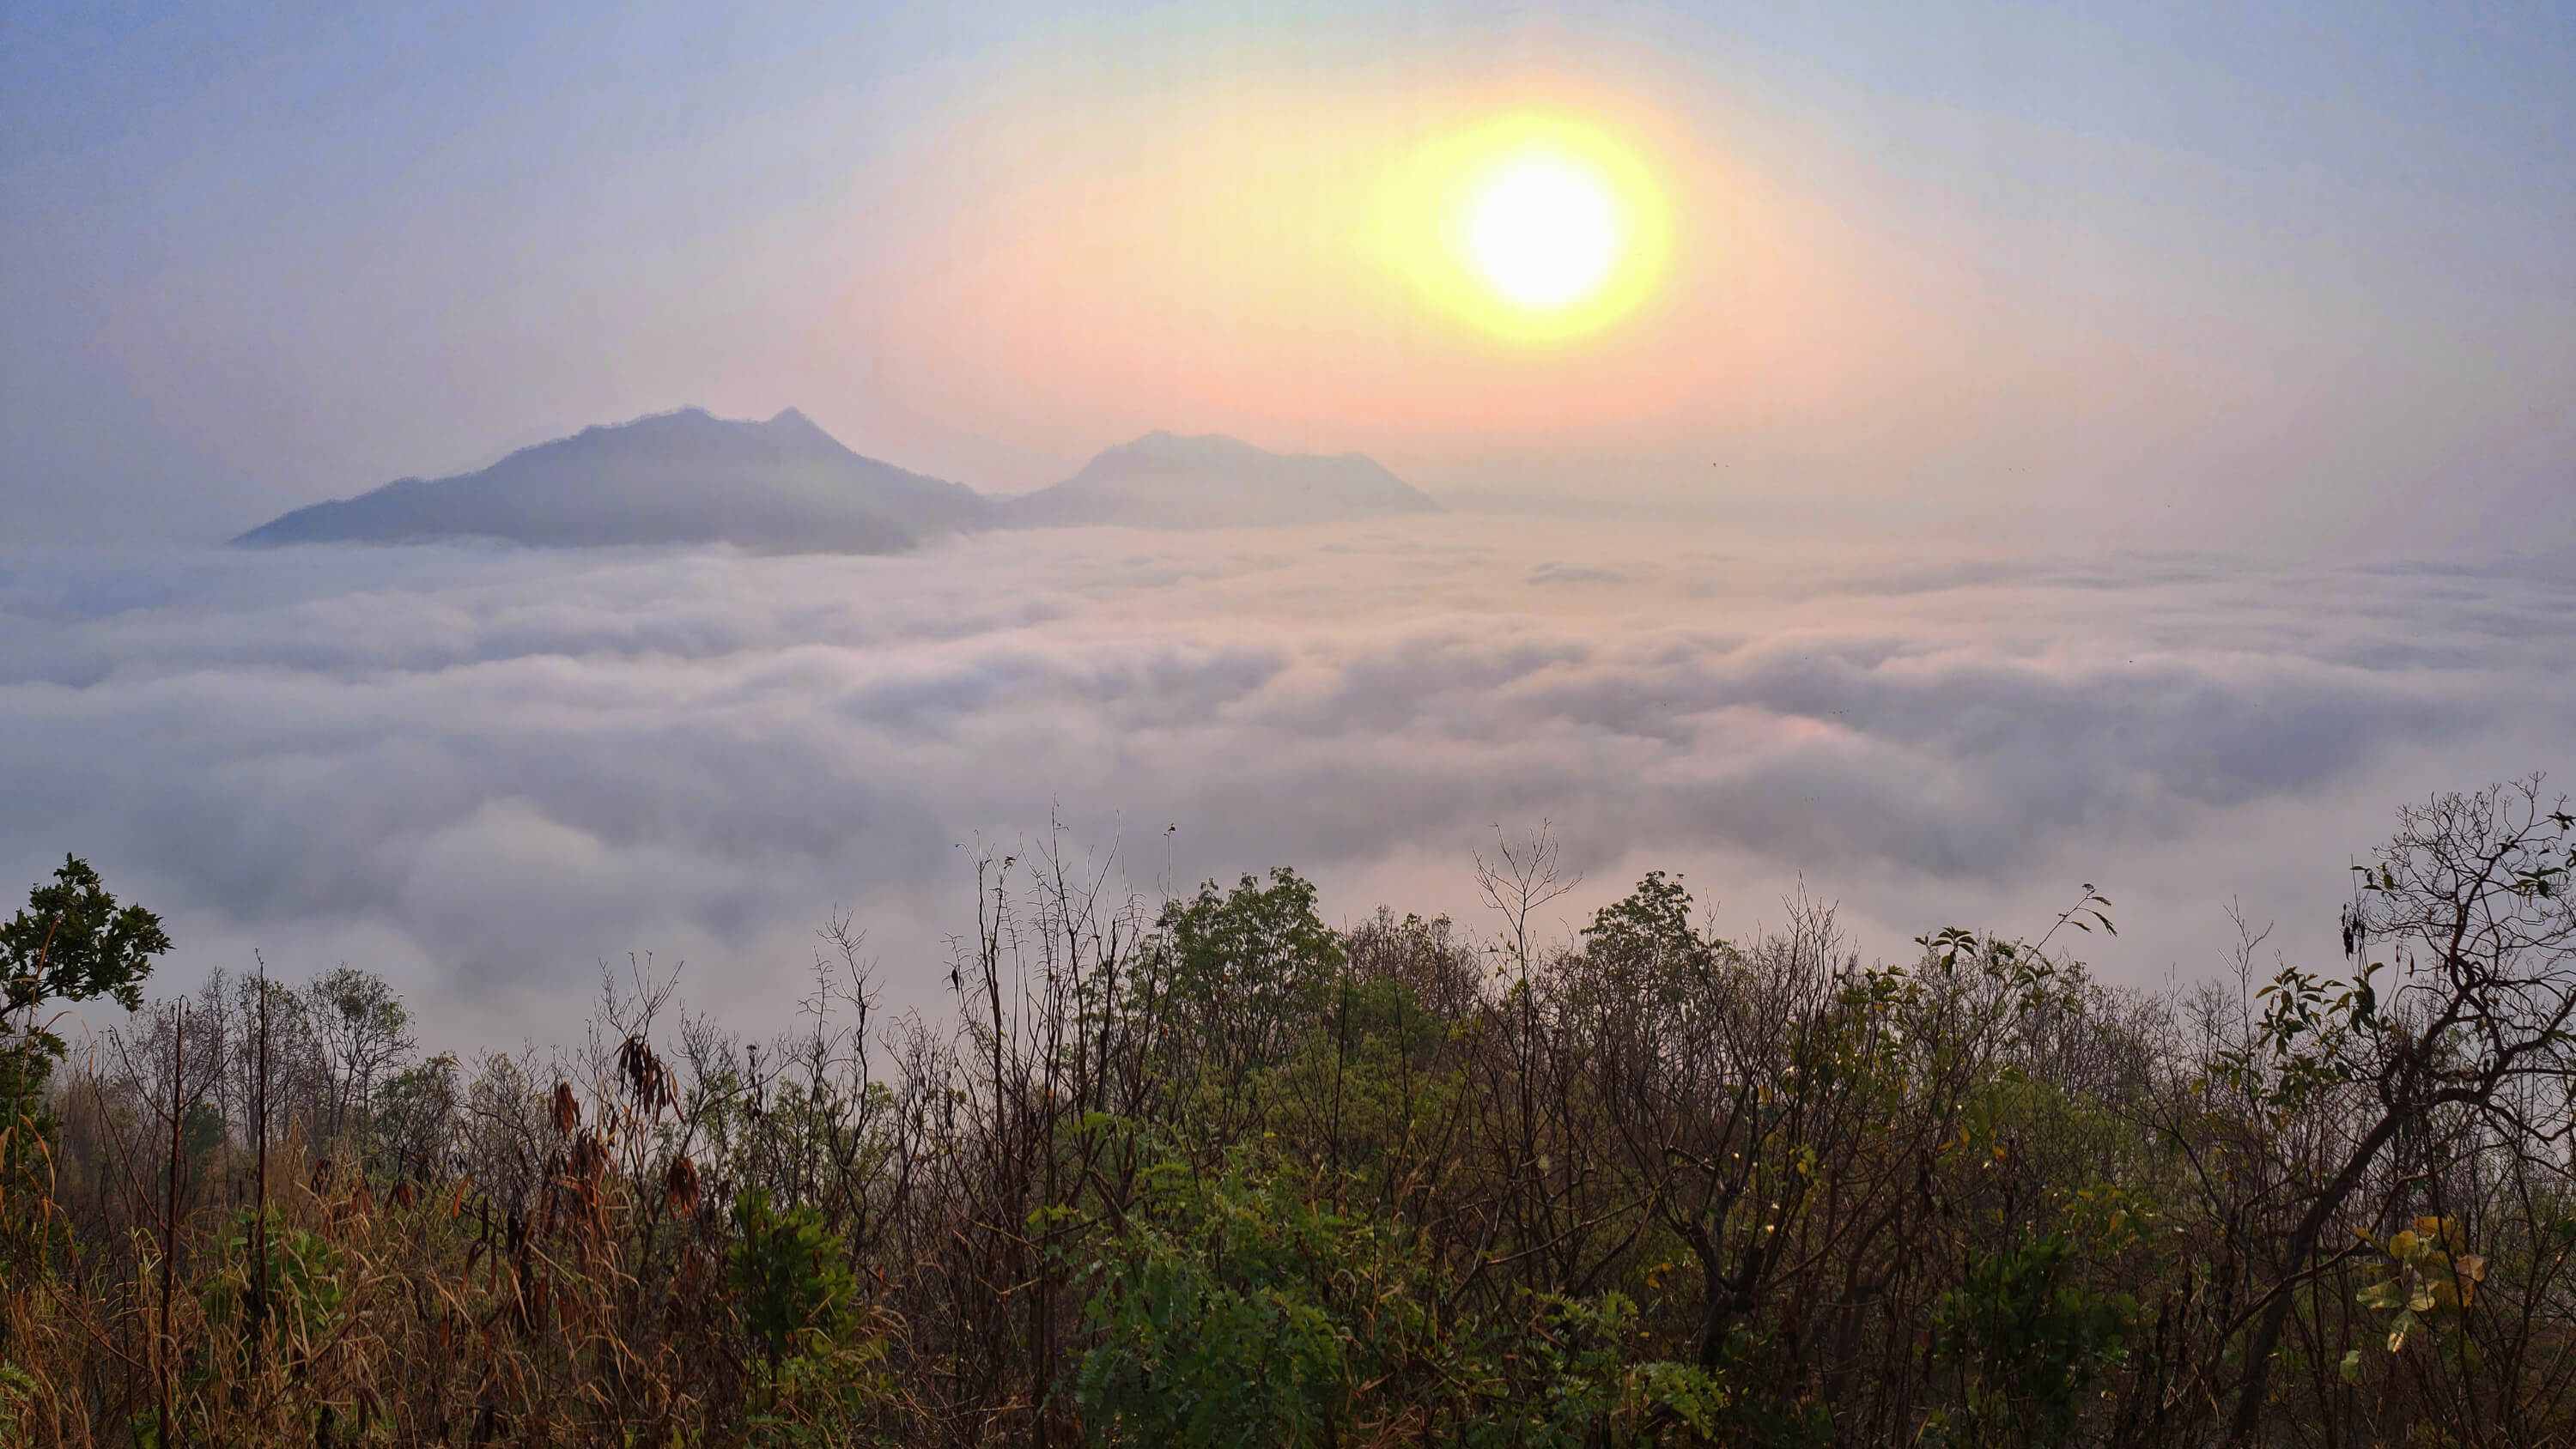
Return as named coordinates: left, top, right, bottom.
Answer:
left=847, top=84, right=1799, bottom=451
left=813, top=71, right=2169, bottom=510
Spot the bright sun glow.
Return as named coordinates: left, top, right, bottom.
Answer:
left=1467, top=155, right=1621, bottom=309
left=1382, top=113, right=1672, bottom=344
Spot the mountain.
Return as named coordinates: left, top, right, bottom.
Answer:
left=1000, top=432, right=1441, bottom=529
left=234, top=415, right=1441, bottom=552
left=234, top=409, right=988, bottom=553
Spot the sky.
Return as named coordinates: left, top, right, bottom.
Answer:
left=6, top=1, right=2571, bottom=546
left=3, top=3, right=2573, bottom=1049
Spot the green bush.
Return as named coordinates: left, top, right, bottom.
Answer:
left=732, top=1186, right=858, bottom=1380
left=1930, top=1234, right=2132, bottom=1447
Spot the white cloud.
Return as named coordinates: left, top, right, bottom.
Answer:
left=3, top=524, right=2567, bottom=1048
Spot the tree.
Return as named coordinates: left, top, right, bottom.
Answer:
left=2, top=855, right=170, bottom=1139
left=301, top=964, right=416, bottom=1145
left=1160, top=867, right=1346, bottom=1021
left=2223, top=779, right=2576, bottom=1442
left=1152, top=869, right=1346, bottom=1125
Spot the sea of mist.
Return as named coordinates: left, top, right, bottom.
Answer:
left=3, top=518, right=2568, bottom=1052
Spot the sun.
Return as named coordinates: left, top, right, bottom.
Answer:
left=1381, top=112, right=1670, bottom=344
left=1467, top=152, right=1622, bottom=310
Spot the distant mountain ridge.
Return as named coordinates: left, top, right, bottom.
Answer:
left=235, top=408, right=988, bottom=553
left=999, top=431, right=1442, bottom=530
left=234, top=410, right=1437, bottom=553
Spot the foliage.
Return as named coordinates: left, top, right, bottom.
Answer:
left=1072, top=1157, right=1370, bottom=1446
left=732, top=1185, right=858, bottom=1378
left=2349, top=1216, right=2488, bottom=1366
left=1155, top=867, right=1347, bottom=1065
left=0, top=1361, right=35, bottom=1442
left=2, top=780, right=2573, bottom=1447
left=2, top=856, right=168, bottom=1131
left=1930, top=1234, right=2133, bottom=1447
left=206, top=1210, right=348, bottom=1352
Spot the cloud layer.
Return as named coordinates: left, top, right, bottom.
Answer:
left=4, top=524, right=2568, bottom=1046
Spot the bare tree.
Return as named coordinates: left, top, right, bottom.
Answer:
left=2226, top=779, right=2576, bottom=1443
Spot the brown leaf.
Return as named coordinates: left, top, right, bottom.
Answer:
left=665, top=1155, right=702, bottom=1219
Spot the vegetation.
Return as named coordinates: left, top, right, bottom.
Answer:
left=3, top=779, right=2573, bottom=1446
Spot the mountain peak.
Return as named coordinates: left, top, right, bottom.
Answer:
left=1004, top=432, right=1439, bottom=530
left=1092, top=431, right=1224, bottom=466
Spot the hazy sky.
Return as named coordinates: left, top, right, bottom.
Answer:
left=5, top=2, right=2573, bottom=1046
left=8, top=1, right=2571, bottom=547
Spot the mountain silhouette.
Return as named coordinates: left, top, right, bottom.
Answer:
left=1001, top=431, right=1441, bottom=529
left=234, top=408, right=988, bottom=553
left=233, top=415, right=1438, bottom=551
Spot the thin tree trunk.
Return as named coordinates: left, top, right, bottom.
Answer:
left=253, top=961, right=270, bottom=1373
left=2227, top=1109, right=2409, bottom=1444
left=161, top=1000, right=184, bottom=1448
